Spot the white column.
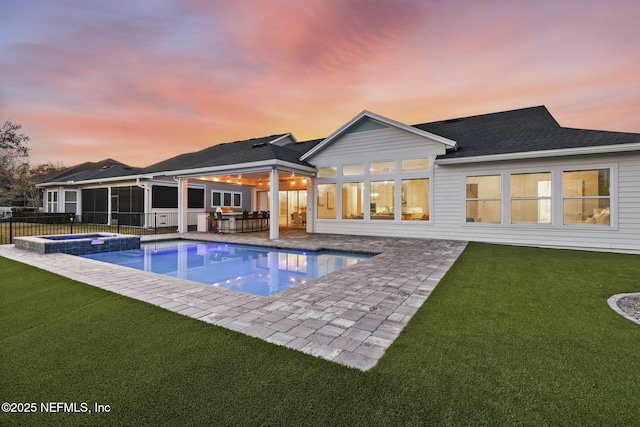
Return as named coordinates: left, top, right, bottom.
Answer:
left=306, top=179, right=313, bottom=233
left=107, top=187, right=112, bottom=225
left=269, top=167, right=279, bottom=240
left=178, top=178, right=189, bottom=233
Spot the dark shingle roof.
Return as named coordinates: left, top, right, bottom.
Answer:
left=140, top=134, right=313, bottom=174
left=37, top=159, right=141, bottom=183
left=413, top=106, right=640, bottom=159
left=283, top=138, right=325, bottom=153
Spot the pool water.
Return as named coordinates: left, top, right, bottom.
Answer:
left=80, top=240, right=372, bottom=296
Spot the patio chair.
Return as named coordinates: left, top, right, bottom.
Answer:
left=292, top=211, right=300, bottom=226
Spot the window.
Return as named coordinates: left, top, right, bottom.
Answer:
left=64, top=190, right=77, bottom=214
left=343, top=164, right=364, bottom=176
left=402, top=179, right=429, bottom=221
left=563, top=169, right=610, bottom=225
left=510, top=173, right=551, bottom=224
left=342, top=182, right=364, bottom=219
left=47, top=190, right=58, bottom=213
left=152, top=186, right=177, bottom=208
left=317, top=184, right=336, bottom=219
left=317, top=166, right=337, bottom=177
left=370, top=161, right=395, bottom=174
left=466, top=175, right=501, bottom=223
left=370, top=181, right=394, bottom=219
left=212, top=191, right=221, bottom=207
left=402, top=158, right=430, bottom=172
left=212, top=191, right=242, bottom=208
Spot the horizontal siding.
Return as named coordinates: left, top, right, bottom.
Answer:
left=308, top=127, right=640, bottom=252
left=428, top=152, right=640, bottom=252
left=309, top=127, right=448, bottom=165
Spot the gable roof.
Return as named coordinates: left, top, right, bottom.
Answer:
left=36, top=159, right=141, bottom=185
left=414, top=106, right=640, bottom=163
left=300, top=110, right=457, bottom=161
left=140, top=134, right=313, bottom=175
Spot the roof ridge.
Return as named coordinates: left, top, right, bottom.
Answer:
left=413, top=105, right=550, bottom=127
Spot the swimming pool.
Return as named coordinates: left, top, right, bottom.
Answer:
left=80, top=240, right=372, bottom=296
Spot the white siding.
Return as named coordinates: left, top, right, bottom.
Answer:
left=309, top=127, right=448, bottom=238
left=309, top=126, right=640, bottom=253
left=309, top=127, right=447, bottom=165
left=427, top=153, right=640, bottom=252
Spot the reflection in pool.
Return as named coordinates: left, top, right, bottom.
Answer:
left=80, top=240, right=372, bottom=296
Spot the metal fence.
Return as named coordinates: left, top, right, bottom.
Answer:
left=0, top=212, right=200, bottom=245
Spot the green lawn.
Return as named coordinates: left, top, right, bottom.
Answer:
left=1, top=243, right=639, bottom=426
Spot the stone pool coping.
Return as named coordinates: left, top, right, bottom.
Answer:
left=1, top=231, right=467, bottom=370
left=14, top=232, right=140, bottom=255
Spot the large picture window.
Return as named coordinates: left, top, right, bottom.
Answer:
left=510, top=172, right=551, bottom=224
left=370, top=181, right=394, bottom=220
left=563, top=169, right=610, bottom=225
left=342, top=182, right=364, bottom=219
left=466, top=175, right=501, bottom=223
left=317, top=184, right=336, bottom=219
left=402, top=179, right=429, bottom=220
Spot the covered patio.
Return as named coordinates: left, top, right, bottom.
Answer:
left=175, top=163, right=315, bottom=239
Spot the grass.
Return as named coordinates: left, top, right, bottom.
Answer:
left=1, top=242, right=639, bottom=426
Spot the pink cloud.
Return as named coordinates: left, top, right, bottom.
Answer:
left=2, top=0, right=639, bottom=168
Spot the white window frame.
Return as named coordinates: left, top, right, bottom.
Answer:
left=561, top=166, right=614, bottom=227
left=464, top=174, right=503, bottom=224
left=211, top=190, right=242, bottom=208
left=315, top=157, right=433, bottom=223
left=509, top=171, right=552, bottom=225
left=461, top=164, right=616, bottom=229
left=64, top=190, right=78, bottom=214
left=47, top=190, right=59, bottom=213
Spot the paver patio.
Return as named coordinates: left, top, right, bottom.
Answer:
left=0, top=230, right=467, bottom=370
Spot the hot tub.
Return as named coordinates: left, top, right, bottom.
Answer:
left=14, top=233, right=141, bottom=255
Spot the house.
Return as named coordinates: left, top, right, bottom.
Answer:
left=37, top=106, right=640, bottom=252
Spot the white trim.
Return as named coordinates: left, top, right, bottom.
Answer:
left=36, top=160, right=316, bottom=187
left=161, top=160, right=317, bottom=179
left=301, top=110, right=457, bottom=161
left=435, top=143, right=640, bottom=165
left=211, top=190, right=242, bottom=208
left=36, top=173, right=153, bottom=187
left=269, top=133, right=298, bottom=145
left=460, top=163, right=618, bottom=229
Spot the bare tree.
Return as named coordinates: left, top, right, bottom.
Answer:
left=0, top=121, right=31, bottom=206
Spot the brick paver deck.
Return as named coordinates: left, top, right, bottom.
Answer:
left=0, top=230, right=467, bottom=370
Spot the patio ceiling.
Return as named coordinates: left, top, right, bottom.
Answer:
left=189, top=170, right=311, bottom=189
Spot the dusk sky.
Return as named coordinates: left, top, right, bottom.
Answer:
left=2, top=0, right=639, bottom=168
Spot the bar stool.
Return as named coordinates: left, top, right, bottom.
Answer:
left=215, top=212, right=230, bottom=233
left=251, top=211, right=259, bottom=231
left=236, top=211, right=249, bottom=233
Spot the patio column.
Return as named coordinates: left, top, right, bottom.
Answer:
left=269, top=167, right=279, bottom=240
left=178, top=178, right=189, bottom=233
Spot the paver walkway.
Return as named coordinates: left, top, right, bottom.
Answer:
left=0, top=231, right=467, bottom=370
